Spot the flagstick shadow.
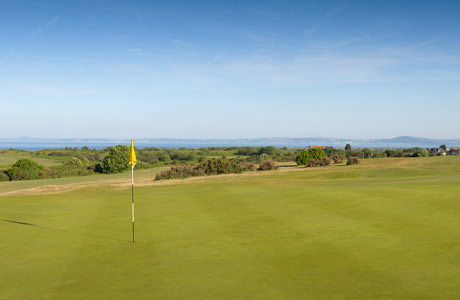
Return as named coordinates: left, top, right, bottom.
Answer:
left=3, top=219, right=130, bottom=243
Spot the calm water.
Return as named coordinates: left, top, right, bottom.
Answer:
left=0, top=142, right=306, bottom=150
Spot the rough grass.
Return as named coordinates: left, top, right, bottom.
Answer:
left=1, top=156, right=459, bottom=299
left=0, top=167, right=166, bottom=195
left=0, top=151, right=62, bottom=168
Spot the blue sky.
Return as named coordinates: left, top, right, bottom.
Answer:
left=1, top=0, right=459, bottom=139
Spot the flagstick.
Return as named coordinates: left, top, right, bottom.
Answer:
left=132, top=164, right=134, bottom=243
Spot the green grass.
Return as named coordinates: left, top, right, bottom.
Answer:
left=0, top=151, right=63, bottom=168
left=0, top=167, right=165, bottom=194
left=1, top=156, right=460, bottom=299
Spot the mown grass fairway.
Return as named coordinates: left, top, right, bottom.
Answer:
left=1, top=157, right=460, bottom=299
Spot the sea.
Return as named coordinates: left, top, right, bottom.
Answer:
left=0, top=142, right=299, bottom=151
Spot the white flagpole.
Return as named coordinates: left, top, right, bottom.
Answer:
left=132, top=164, right=134, bottom=243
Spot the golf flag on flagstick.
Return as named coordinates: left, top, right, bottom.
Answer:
left=129, top=139, right=137, bottom=167
left=129, top=139, right=136, bottom=243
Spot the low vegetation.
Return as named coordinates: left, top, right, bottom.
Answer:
left=0, top=170, right=9, bottom=182
left=346, top=156, right=360, bottom=165
left=1, top=143, right=457, bottom=181
left=155, top=158, right=257, bottom=180
left=257, top=160, right=278, bottom=171
left=295, top=148, right=326, bottom=165
left=6, top=159, right=47, bottom=181
left=306, top=157, right=332, bottom=167
left=331, top=154, right=345, bottom=164
left=4, top=158, right=94, bottom=181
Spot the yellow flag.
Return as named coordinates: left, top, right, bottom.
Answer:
left=129, top=139, right=137, bottom=167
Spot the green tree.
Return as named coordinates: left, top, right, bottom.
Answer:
left=345, top=143, right=352, bottom=151
left=7, top=159, right=46, bottom=181
left=257, top=146, right=278, bottom=156
left=362, top=148, right=373, bottom=158
left=159, top=153, right=170, bottom=162
left=440, top=145, right=447, bottom=151
left=345, top=150, right=365, bottom=159
left=385, top=149, right=404, bottom=157
left=296, top=148, right=326, bottom=165
left=413, top=149, right=429, bottom=157
left=101, top=145, right=130, bottom=173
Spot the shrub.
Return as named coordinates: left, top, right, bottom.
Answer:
left=91, top=163, right=104, bottom=173
left=319, top=157, right=331, bottom=166
left=199, top=158, right=241, bottom=175
left=170, top=151, right=197, bottom=161
left=6, top=158, right=96, bottom=181
left=6, top=159, right=46, bottom=181
left=257, top=146, right=278, bottom=156
left=81, top=157, right=89, bottom=166
left=155, top=164, right=203, bottom=180
left=155, top=158, right=253, bottom=180
left=296, top=148, right=326, bottom=165
left=385, top=150, right=404, bottom=157
left=258, top=153, right=270, bottom=162
left=373, top=150, right=386, bottom=158
left=242, top=162, right=257, bottom=172
left=101, top=145, right=130, bottom=174
left=345, top=150, right=364, bottom=159
left=48, top=151, right=67, bottom=157
left=346, top=157, right=360, bottom=165
left=65, top=157, right=84, bottom=167
left=362, top=148, right=373, bottom=158
left=412, top=149, right=429, bottom=157
left=258, top=160, right=278, bottom=171
left=332, top=154, right=345, bottom=164
left=324, top=147, right=345, bottom=156
left=48, top=165, right=93, bottom=178
left=0, top=170, right=10, bottom=182
left=236, top=147, right=258, bottom=156
left=306, top=157, right=331, bottom=167
left=307, top=159, right=320, bottom=167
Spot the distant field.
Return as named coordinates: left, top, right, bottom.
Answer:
left=0, top=151, right=62, bottom=168
left=1, top=157, right=460, bottom=299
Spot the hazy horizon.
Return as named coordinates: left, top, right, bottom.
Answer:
left=2, top=135, right=460, bottom=140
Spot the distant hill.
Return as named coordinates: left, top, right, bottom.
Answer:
left=1, top=136, right=460, bottom=150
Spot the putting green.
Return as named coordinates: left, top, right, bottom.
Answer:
left=1, top=157, right=460, bottom=299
